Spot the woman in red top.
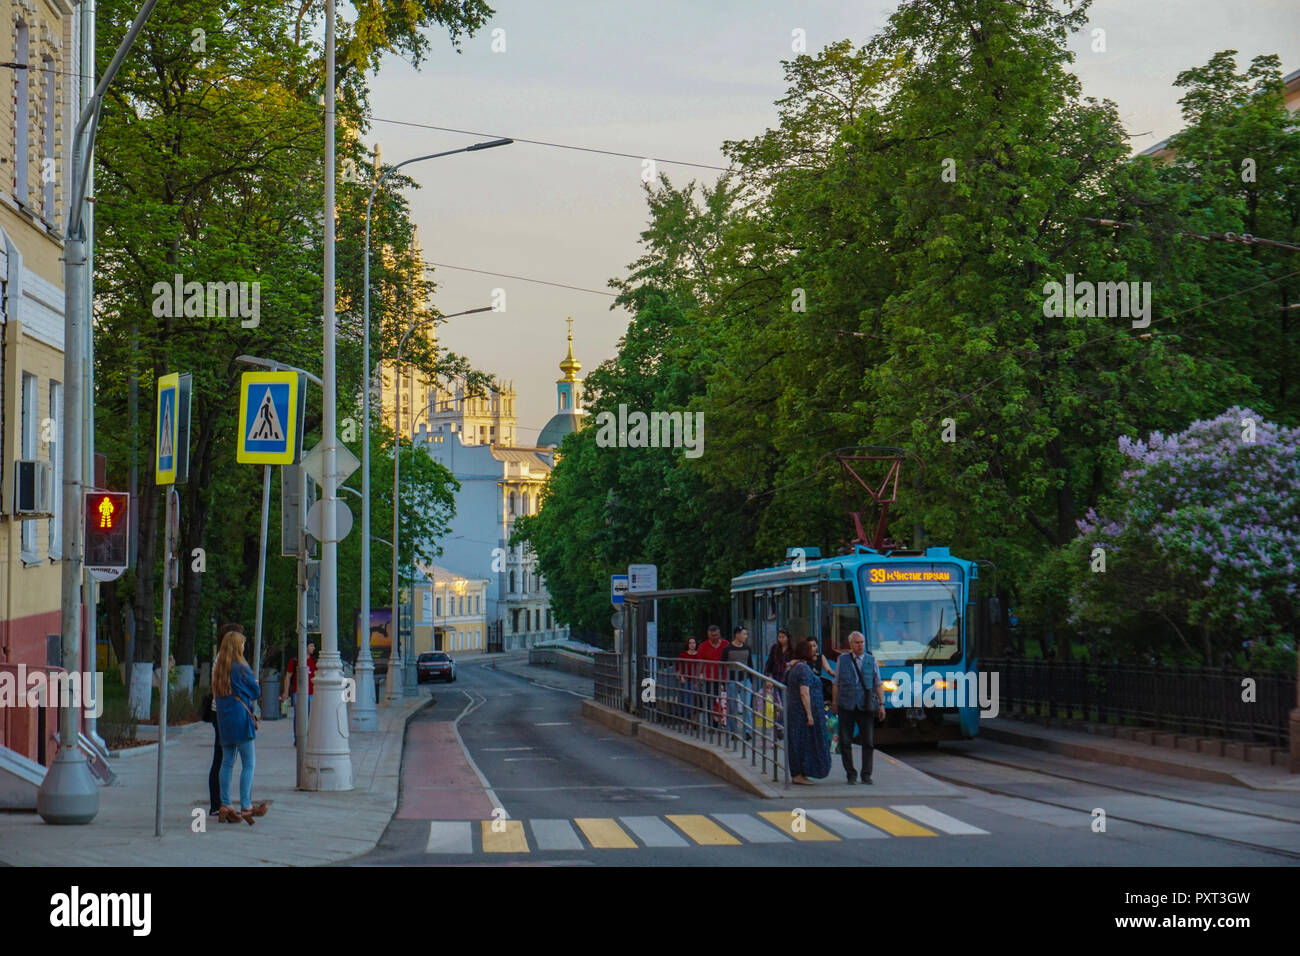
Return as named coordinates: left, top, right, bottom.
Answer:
left=677, top=636, right=703, bottom=728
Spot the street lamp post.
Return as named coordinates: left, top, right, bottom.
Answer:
left=38, top=0, right=162, bottom=826
left=384, top=321, right=420, bottom=705
left=384, top=308, right=491, bottom=702
left=302, top=0, right=353, bottom=791
left=360, top=138, right=509, bottom=723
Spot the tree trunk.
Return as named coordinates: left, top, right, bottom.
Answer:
left=175, top=394, right=216, bottom=672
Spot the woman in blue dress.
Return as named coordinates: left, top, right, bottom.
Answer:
left=785, top=639, right=831, bottom=784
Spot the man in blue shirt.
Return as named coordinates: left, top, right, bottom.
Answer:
left=831, top=631, right=885, bottom=784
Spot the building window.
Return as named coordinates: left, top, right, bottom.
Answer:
left=48, top=381, right=61, bottom=555
left=522, top=491, right=530, bottom=514
left=21, top=373, right=38, bottom=559
left=508, top=491, right=517, bottom=515
left=14, top=22, right=30, bottom=204
left=560, top=391, right=568, bottom=411
left=436, top=596, right=442, bottom=617
left=509, top=570, right=516, bottom=594
left=511, top=610, right=519, bottom=633
left=546, top=609, right=552, bottom=630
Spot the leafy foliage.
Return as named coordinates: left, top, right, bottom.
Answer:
left=1065, top=408, right=1299, bottom=663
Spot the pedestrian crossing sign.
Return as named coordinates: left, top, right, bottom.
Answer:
left=237, top=370, right=304, bottom=464
left=155, top=373, right=179, bottom=484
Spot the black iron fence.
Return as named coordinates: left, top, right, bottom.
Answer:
left=593, top=651, right=623, bottom=710
left=985, top=658, right=1295, bottom=748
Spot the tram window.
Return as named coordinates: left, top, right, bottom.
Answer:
left=787, top=585, right=813, bottom=641
left=824, top=580, right=855, bottom=606
left=821, top=602, right=862, bottom=654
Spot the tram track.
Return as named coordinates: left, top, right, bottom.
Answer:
left=916, top=748, right=1300, bottom=862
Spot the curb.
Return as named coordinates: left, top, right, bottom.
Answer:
left=978, top=724, right=1280, bottom=790
left=580, top=699, right=780, bottom=798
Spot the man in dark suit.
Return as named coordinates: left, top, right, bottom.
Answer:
left=832, top=630, right=884, bottom=784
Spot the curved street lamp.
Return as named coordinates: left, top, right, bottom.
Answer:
left=358, top=138, right=511, bottom=724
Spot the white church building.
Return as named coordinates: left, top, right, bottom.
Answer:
left=415, top=322, right=586, bottom=650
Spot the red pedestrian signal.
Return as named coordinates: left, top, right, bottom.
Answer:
left=85, top=491, right=129, bottom=571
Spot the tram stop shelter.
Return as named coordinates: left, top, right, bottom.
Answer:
left=614, top=588, right=711, bottom=716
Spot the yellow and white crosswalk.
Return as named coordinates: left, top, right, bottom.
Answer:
left=425, top=804, right=988, bottom=854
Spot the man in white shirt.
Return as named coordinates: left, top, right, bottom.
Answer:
left=831, top=631, right=885, bottom=784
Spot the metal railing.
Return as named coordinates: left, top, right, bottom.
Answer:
left=638, top=656, right=788, bottom=785
left=987, top=658, right=1295, bottom=748
left=593, top=651, right=623, bottom=710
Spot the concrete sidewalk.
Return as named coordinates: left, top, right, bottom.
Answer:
left=581, top=699, right=961, bottom=799
left=0, top=694, right=428, bottom=866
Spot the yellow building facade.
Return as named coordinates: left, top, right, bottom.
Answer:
left=1, top=0, right=77, bottom=765
left=412, top=564, right=488, bottom=657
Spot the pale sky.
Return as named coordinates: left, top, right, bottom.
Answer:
left=363, top=0, right=1300, bottom=441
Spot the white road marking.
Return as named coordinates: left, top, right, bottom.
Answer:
left=454, top=691, right=504, bottom=813
left=530, top=819, right=584, bottom=850
left=808, top=808, right=889, bottom=839
left=534, top=722, right=571, bottom=726
left=484, top=747, right=535, bottom=752
left=710, top=813, right=791, bottom=843
left=619, top=816, right=687, bottom=848
left=504, top=757, right=557, bottom=762
left=426, top=821, right=472, bottom=854
left=892, top=804, right=989, bottom=835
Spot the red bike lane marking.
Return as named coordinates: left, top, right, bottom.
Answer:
left=396, top=720, right=496, bottom=820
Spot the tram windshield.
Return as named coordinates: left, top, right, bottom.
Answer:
left=858, top=579, right=963, bottom=665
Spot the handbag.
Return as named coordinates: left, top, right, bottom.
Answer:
left=241, top=696, right=261, bottom=730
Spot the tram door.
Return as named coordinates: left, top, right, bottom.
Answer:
left=755, top=589, right=785, bottom=668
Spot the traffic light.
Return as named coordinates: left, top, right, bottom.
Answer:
left=85, top=491, right=129, bottom=571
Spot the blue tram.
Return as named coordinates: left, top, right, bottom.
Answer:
left=731, top=545, right=994, bottom=742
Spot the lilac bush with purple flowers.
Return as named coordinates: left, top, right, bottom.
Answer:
left=1067, top=408, right=1299, bottom=665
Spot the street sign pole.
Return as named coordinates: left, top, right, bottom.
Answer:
left=296, top=464, right=309, bottom=789
left=154, top=487, right=177, bottom=837
left=252, top=465, right=270, bottom=677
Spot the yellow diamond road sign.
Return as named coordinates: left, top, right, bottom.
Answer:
left=237, top=371, right=303, bottom=465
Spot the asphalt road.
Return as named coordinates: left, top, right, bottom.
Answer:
left=348, top=660, right=1300, bottom=867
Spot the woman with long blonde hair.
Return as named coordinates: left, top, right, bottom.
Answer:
left=212, top=624, right=267, bottom=824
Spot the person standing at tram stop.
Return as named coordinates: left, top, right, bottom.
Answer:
left=832, top=630, right=885, bottom=785
left=213, top=625, right=269, bottom=825
left=697, top=625, right=729, bottom=726
left=786, top=639, right=831, bottom=785
left=720, top=627, right=753, bottom=738
left=764, top=628, right=793, bottom=682
left=281, top=641, right=317, bottom=745
left=677, top=636, right=703, bottom=726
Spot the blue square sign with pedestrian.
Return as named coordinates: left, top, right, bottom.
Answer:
left=237, top=370, right=302, bottom=465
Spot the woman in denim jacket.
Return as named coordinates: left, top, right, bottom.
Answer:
left=212, top=625, right=268, bottom=824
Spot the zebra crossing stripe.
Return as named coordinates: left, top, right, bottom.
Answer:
left=848, top=807, right=937, bottom=836
left=711, top=813, right=792, bottom=843
left=758, top=811, right=840, bottom=841
left=807, top=808, right=889, bottom=839
left=620, top=815, right=690, bottom=848
left=481, top=819, right=530, bottom=853
left=575, top=817, right=638, bottom=849
left=426, top=821, right=472, bottom=854
left=891, top=804, right=990, bottom=835
left=530, top=818, right=584, bottom=850
left=666, top=814, right=741, bottom=846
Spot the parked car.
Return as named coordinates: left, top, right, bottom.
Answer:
left=417, top=652, right=456, bottom=683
